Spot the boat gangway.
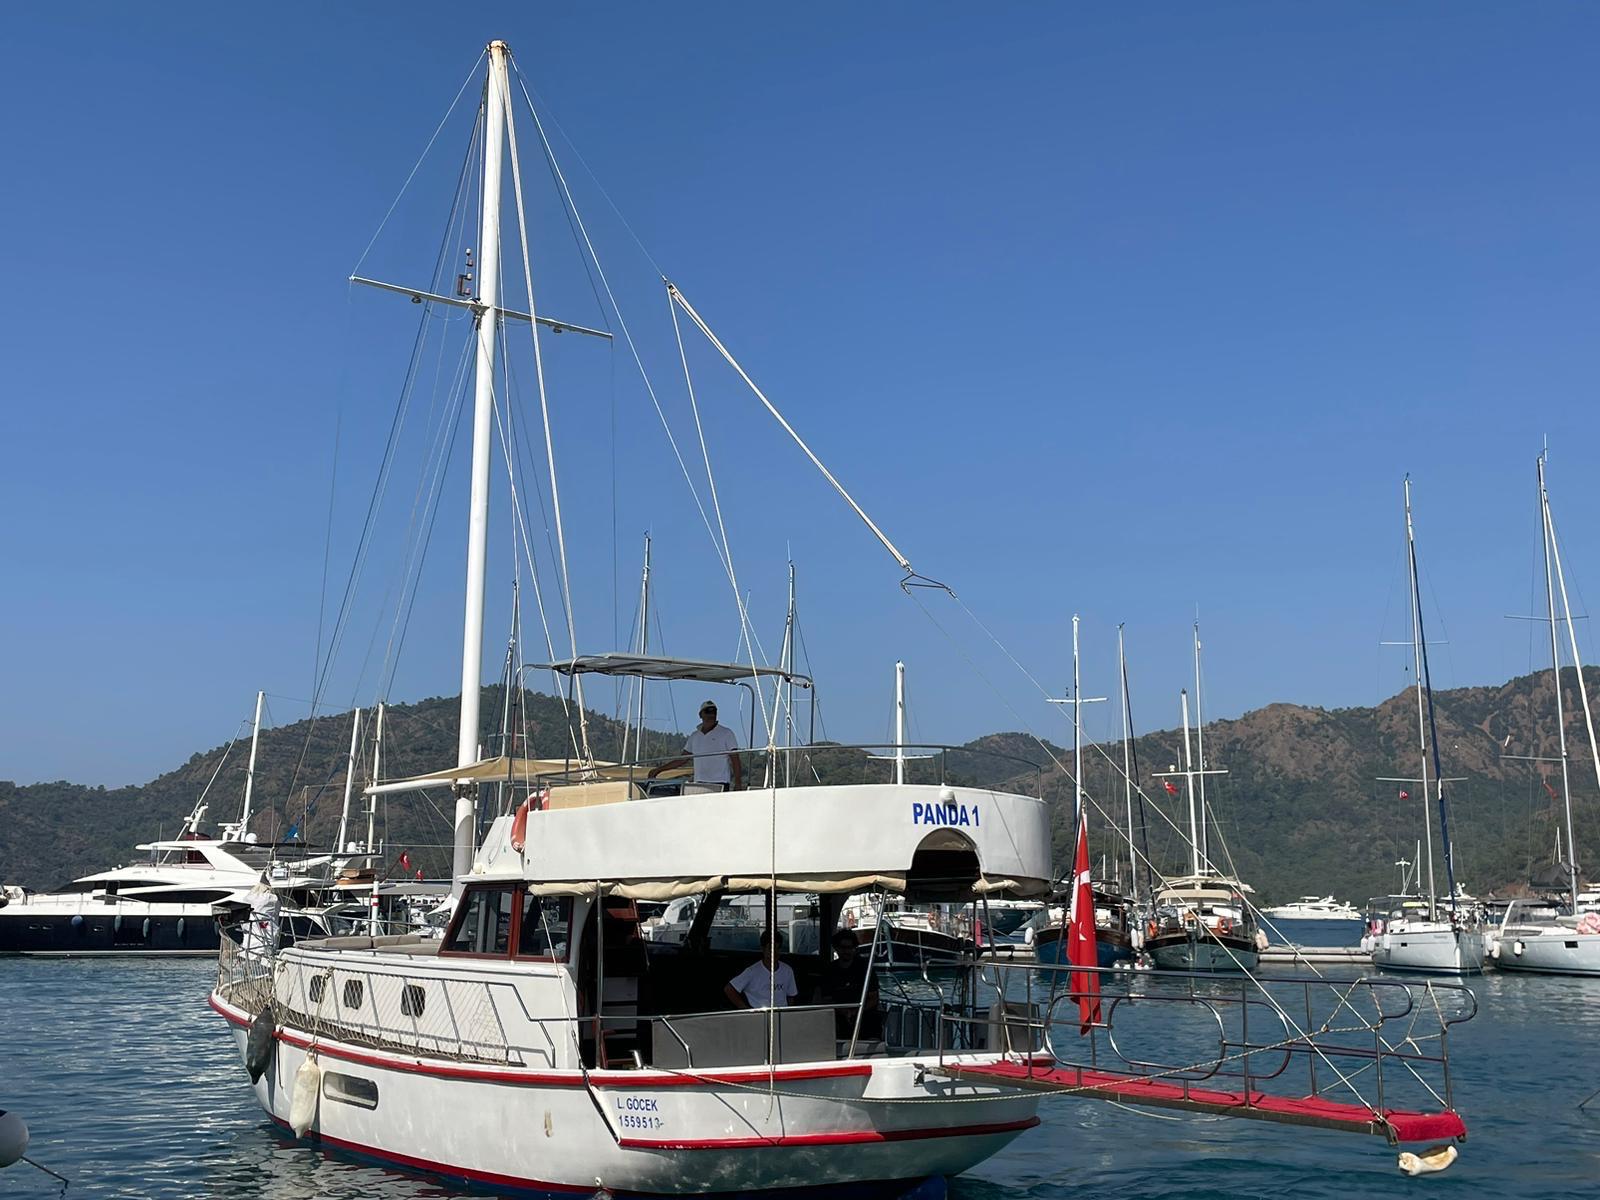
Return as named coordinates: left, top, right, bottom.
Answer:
left=923, top=959, right=1475, bottom=1145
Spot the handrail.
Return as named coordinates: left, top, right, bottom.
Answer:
left=512, top=744, right=1047, bottom=801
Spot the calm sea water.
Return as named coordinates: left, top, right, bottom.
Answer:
left=4, top=931, right=1600, bottom=1200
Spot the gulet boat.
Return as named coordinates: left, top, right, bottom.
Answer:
left=210, top=40, right=1481, bottom=1191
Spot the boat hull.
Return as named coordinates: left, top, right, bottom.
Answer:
left=1493, top=927, right=1600, bottom=976
left=1370, top=926, right=1486, bottom=975
left=211, top=992, right=1040, bottom=1195
left=1146, top=931, right=1259, bottom=973
left=860, top=923, right=973, bottom=968
left=1032, top=927, right=1132, bottom=969
left=0, top=903, right=219, bottom=956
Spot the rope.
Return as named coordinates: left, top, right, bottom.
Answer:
left=509, top=72, right=741, bottom=628
left=502, top=78, right=591, bottom=763
left=668, top=297, right=781, bottom=743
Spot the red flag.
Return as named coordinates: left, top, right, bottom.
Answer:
left=1163, top=780, right=1179, bottom=796
left=1398, top=789, right=1409, bottom=801
left=1543, top=780, right=1561, bottom=802
left=1065, top=810, right=1102, bottom=1034
left=415, top=868, right=424, bottom=881
left=399, top=850, right=412, bottom=870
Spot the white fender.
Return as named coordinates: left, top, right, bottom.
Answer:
left=0, top=1110, right=29, bottom=1168
left=289, top=1056, right=321, bottom=1137
left=1397, top=1143, right=1458, bottom=1175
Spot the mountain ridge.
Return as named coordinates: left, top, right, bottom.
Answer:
left=4, top=668, right=1597, bottom=905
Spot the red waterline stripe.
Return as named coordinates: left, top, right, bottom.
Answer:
left=211, top=992, right=874, bottom=1089
left=269, top=1116, right=593, bottom=1194
left=616, top=1116, right=1040, bottom=1151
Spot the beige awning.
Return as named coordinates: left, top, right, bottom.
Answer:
left=515, top=871, right=1045, bottom=901
left=366, top=756, right=688, bottom=796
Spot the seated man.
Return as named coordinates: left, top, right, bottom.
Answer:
left=648, top=700, right=742, bottom=791
left=724, top=930, right=798, bottom=1010
left=821, top=929, right=880, bottom=1037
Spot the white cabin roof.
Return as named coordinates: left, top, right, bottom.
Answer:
left=468, top=782, right=1050, bottom=900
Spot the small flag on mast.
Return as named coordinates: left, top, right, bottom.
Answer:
left=1163, top=780, right=1179, bottom=796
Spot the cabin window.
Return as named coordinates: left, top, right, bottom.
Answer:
left=342, top=979, right=365, bottom=1010
left=322, top=1072, right=379, bottom=1110
left=518, top=895, right=573, bottom=959
left=400, top=984, right=426, bottom=1018
left=308, top=974, right=328, bottom=1004
left=444, top=885, right=516, bottom=956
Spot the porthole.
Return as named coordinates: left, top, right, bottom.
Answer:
left=308, top=974, right=327, bottom=1003
left=401, top=983, right=426, bottom=1018
left=342, top=978, right=365, bottom=1010
left=322, top=1071, right=379, bottom=1110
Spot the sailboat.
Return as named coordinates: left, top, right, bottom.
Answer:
left=1494, top=453, right=1600, bottom=975
left=209, top=41, right=1058, bottom=1194
left=1033, top=617, right=1135, bottom=968
left=1367, top=479, right=1487, bottom=975
left=1144, top=623, right=1263, bottom=972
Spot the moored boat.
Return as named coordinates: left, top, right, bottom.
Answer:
left=1261, top=895, right=1360, bottom=921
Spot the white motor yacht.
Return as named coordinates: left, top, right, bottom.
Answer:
left=1261, top=896, right=1360, bottom=920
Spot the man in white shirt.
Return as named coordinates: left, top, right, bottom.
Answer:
left=724, top=930, right=798, bottom=1009
left=647, top=700, right=742, bottom=791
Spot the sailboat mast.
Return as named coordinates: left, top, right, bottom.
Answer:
left=369, top=702, right=386, bottom=856
left=1193, top=622, right=1208, bottom=870
left=453, top=41, right=510, bottom=883
left=239, top=689, right=265, bottom=836
left=1538, top=455, right=1579, bottom=910
left=894, top=660, right=907, bottom=786
left=1403, top=479, right=1438, bottom=908
left=336, top=708, right=363, bottom=854
left=1072, top=615, right=1084, bottom=832
left=1118, top=626, right=1136, bottom=895
left=1181, top=688, right=1200, bottom=876
left=1408, top=481, right=1458, bottom=915
left=622, top=534, right=652, bottom=763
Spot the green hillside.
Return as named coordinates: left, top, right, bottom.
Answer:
left=3, top=668, right=1596, bottom=904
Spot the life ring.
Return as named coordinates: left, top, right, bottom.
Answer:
left=1217, top=917, right=1233, bottom=935
left=510, top=796, right=535, bottom=852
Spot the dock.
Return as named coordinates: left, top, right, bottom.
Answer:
left=1259, top=944, right=1372, bottom=967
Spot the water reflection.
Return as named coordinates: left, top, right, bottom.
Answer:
left=5, top=956, right=1600, bottom=1198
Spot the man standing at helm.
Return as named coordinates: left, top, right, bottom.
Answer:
left=648, top=700, right=743, bottom=791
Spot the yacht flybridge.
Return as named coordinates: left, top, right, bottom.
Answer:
left=210, top=40, right=1476, bottom=1194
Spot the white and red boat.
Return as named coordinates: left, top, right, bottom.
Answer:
left=211, top=39, right=1478, bottom=1194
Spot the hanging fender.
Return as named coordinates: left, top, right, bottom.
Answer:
left=510, top=796, right=535, bottom=853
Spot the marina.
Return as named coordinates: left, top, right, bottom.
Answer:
left=7, top=8, right=1600, bottom=1200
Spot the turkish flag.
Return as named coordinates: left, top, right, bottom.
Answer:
left=399, top=850, right=412, bottom=870
left=1543, top=780, right=1561, bottom=802
left=1163, top=780, right=1179, bottom=796
left=1398, top=790, right=1409, bottom=801
left=415, top=868, right=424, bottom=881
left=1065, top=810, right=1102, bottom=1034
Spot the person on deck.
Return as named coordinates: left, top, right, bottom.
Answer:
left=820, top=928, right=880, bottom=1037
left=648, top=700, right=743, bottom=791
left=724, top=930, right=798, bottom=1010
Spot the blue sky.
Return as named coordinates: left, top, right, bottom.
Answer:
left=3, top=4, right=1598, bottom=787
